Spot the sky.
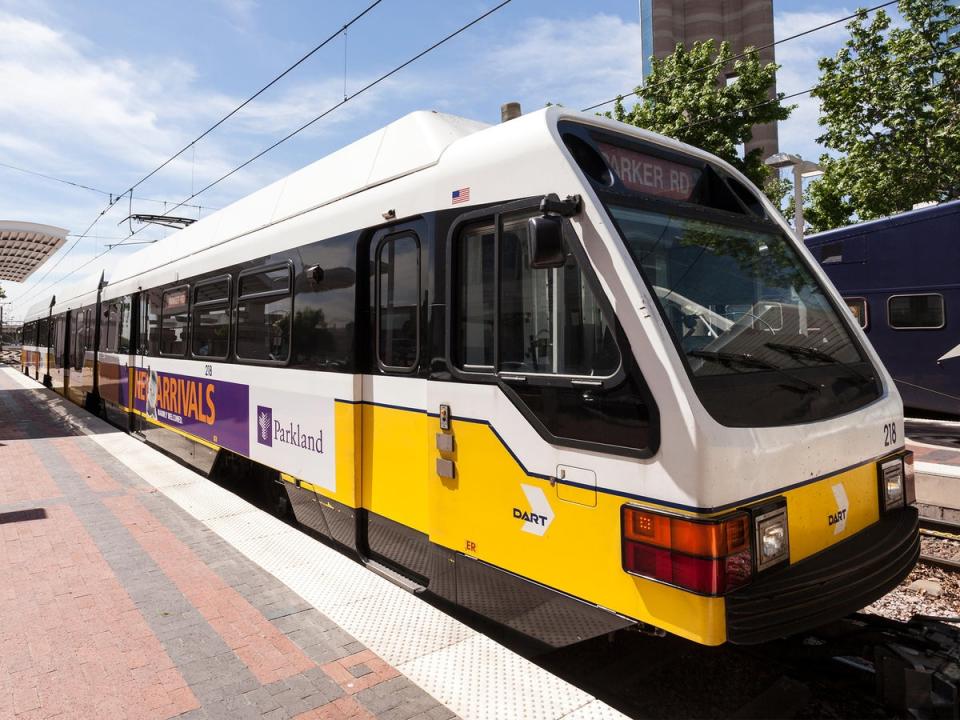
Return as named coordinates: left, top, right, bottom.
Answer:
left=0, top=0, right=904, bottom=319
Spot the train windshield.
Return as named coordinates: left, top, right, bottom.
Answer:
left=561, top=123, right=882, bottom=426
left=607, top=205, right=881, bottom=425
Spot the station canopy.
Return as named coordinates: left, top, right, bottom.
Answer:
left=0, top=221, right=68, bottom=282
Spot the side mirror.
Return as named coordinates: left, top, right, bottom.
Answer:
left=527, top=215, right=566, bottom=269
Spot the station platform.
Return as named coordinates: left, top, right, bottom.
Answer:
left=907, top=434, right=960, bottom=521
left=0, top=364, right=623, bottom=720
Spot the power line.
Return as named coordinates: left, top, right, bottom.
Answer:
left=123, top=0, right=386, bottom=195
left=110, top=0, right=515, bottom=253
left=581, top=0, right=900, bottom=113
left=0, top=160, right=108, bottom=196
left=9, top=1, right=387, bottom=307
left=17, top=0, right=514, bottom=304
left=0, top=160, right=214, bottom=210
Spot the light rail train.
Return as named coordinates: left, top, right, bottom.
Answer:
left=19, top=107, right=918, bottom=646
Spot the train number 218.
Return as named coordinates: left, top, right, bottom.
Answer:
left=883, top=422, right=897, bottom=447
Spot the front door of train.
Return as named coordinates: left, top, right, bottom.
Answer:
left=359, top=220, right=432, bottom=581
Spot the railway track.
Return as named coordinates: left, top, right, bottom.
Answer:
left=919, top=516, right=960, bottom=572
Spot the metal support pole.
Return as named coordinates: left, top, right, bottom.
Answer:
left=793, top=165, right=805, bottom=239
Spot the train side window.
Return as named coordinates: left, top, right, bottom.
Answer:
left=844, top=297, right=868, bottom=329
left=100, top=301, right=119, bottom=352
left=376, top=234, right=419, bottom=370
left=141, top=289, right=162, bottom=355
left=85, top=309, right=95, bottom=359
left=118, top=296, right=133, bottom=354
left=457, top=223, right=495, bottom=370
left=888, top=294, right=945, bottom=330
left=820, top=241, right=843, bottom=264
left=192, top=277, right=230, bottom=360
left=456, top=215, right=620, bottom=377
left=236, top=266, right=292, bottom=363
left=72, top=310, right=85, bottom=371
left=160, top=287, right=189, bottom=356
left=54, top=316, right=66, bottom=368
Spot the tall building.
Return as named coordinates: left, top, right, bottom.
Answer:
left=639, top=0, right=779, bottom=159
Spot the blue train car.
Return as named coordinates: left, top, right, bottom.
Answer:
left=806, top=200, right=960, bottom=417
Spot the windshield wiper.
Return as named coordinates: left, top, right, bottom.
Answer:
left=688, top=349, right=822, bottom=394
left=764, top=342, right=875, bottom=385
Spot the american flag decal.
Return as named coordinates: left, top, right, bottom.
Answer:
left=451, top=187, right=470, bottom=204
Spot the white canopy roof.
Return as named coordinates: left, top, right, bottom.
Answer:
left=0, top=221, right=68, bottom=282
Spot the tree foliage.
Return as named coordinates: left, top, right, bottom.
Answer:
left=610, top=39, right=792, bottom=198
left=806, top=0, right=960, bottom=231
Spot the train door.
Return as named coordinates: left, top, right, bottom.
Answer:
left=359, top=220, right=432, bottom=581
left=52, top=313, right=68, bottom=392
left=425, top=206, right=633, bottom=607
left=130, top=291, right=152, bottom=437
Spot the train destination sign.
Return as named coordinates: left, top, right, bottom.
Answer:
left=598, top=142, right=701, bottom=201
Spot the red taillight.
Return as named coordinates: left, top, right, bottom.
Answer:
left=622, top=507, right=753, bottom=595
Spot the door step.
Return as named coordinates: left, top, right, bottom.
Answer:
left=365, top=559, right=426, bottom=594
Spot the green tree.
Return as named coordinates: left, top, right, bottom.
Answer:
left=806, top=0, right=960, bottom=231
left=611, top=39, right=793, bottom=199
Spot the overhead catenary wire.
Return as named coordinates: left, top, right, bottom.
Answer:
left=18, top=0, right=515, bottom=304
left=108, top=0, right=515, bottom=252
left=9, top=0, right=389, bottom=307
left=0, top=160, right=210, bottom=210
left=123, top=0, right=386, bottom=196
left=580, top=0, right=900, bottom=112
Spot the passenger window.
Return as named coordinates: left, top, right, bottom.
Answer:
left=72, top=311, right=85, bottom=371
left=458, top=215, right=620, bottom=377
left=888, top=294, right=944, bottom=329
left=160, top=287, right=189, bottom=356
left=458, top=224, right=495, bottom=369
left=819, top=241, right=843, bottom=264
left=236, top=266, right=291, bottom=362
left=101, top=302, right=119, bottom=352
left=377, top=235, right=419, bottom=369
left=292, top=236, right=357, bottom=371
left=845, top=298, right=868, bottom=329
left=141, top=289, right=162, bottom=355
left=192, top=278, right=230, bottom=359
left=118, top=296, right=133, bottom=354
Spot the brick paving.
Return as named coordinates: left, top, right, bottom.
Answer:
left=0, top=366, right=457, bottom=720
left=908, top=439, right=960, bottom=467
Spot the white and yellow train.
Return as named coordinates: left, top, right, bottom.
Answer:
left=20, top=106, right=918, bottom=647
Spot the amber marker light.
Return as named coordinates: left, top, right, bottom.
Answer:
left=622, top=507, right=753, bottom=596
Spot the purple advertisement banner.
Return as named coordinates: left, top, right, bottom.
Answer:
left=131, top=367, right=249, bottom=456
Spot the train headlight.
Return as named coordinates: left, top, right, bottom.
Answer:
left=754, top=506, right=789, bottom=571
left=879, top=458, right=905, bottom=511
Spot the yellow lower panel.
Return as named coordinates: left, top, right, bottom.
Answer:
left=781, top=461, right=880, bottom=562
left=359, top=404, right=429, bottom=535
left=428, top=415, right=727, bottom=645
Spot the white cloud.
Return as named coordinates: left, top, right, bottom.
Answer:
left=481, top=14, right=644, bottom=112
left=212, top=0, right=257, bottom=32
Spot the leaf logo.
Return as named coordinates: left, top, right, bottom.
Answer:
left=255, top=406, right=273, bottom=446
